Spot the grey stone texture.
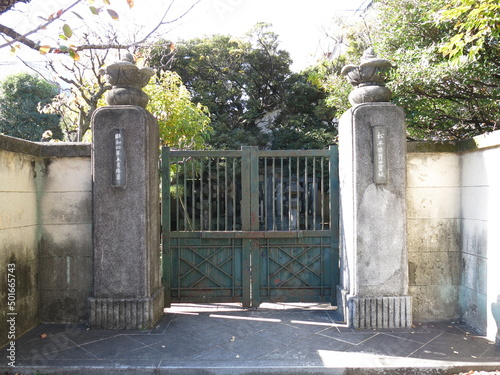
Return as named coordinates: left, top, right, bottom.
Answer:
left=100, top=53, right=154, bottom=108
left=337, top=102, right=412, bottom=328
left=90, top=106, right=163, bottom=329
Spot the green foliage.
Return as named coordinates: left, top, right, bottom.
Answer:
left=149, top=23, right=336, bottom=150
left=270, top=72, right=337, bottom=149
left=318, top=0, right=500, bottom=140
left=144, top=70, right=212, bottom=149
left=437, top=0, right=500, bottom=61
left=373, top=0, right=500, bottom=140
left=0, top=73, right=61, bottom=141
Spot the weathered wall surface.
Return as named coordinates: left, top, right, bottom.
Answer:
left=0, top=147, right=40, bottom=348
left=459, top=133, right=500, bottom=339
left=407, top=132, right=500, bottom=339
left=39, top=156, right=92, bottom=323
left=406, top=147, right=462, bottom=322
left=0, top=135, right=91, bottom=347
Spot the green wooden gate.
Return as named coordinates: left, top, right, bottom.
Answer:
left=161, top=146, right=339, bottom=307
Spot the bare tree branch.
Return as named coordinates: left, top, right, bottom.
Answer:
left=0, top=0, right=82, bottom=50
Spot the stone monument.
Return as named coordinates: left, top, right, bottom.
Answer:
left=337, top=48, right=412, bottom=329
left=89, top=53, right=164, bottom=329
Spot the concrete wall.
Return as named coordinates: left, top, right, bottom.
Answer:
left=0, top=135, right=91, bottom=347
left=407, top=131, right=500, bottom=340
left=406, top=145, right=461, bottom=322
left=459, top=133, right=500, bottom=339
left=0, top=144, right=40, bottom=348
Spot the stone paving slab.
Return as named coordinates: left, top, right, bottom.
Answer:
left=1, top=303, right=499, bottom=374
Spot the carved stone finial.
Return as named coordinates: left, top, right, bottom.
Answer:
left=341, top=48, right=393, bottom=106
left=100, top=53, right=155, bottom=108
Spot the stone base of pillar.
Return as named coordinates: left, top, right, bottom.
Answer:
left=336, top=286, right=348, bottom=323
left=349, top=295, right=412, bottom=329
left=89, top=287, right=164, bottom=330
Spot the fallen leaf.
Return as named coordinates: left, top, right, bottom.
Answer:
left=40, top=333, right=48, bottom=339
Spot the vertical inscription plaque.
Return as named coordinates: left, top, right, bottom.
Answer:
left=113, top=128, right=126, bottom=187
left=373, top=125, right=387, bottom=184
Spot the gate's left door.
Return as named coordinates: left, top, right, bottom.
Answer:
left=162, top=149, right=250, bottom=306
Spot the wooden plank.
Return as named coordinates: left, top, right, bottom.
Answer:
left=242, top=238, right=251, bottom=307
left=241, top=147, right=251, bottom=231
left=169, top=150, right=242, bottom=157
left=161, top=147, right=172, bottom=307
left=258, top=150, right=330, bottom=157
left=329, top=145, right=339, bottom=305
left=249, top=147, right=260, bottom=231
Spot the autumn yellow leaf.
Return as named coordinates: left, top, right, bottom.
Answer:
left=39, top=45, right=51, bottom=54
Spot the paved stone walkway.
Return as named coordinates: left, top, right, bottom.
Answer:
left=1, top=303, right=499, bottom=374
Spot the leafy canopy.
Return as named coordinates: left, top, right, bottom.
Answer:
left=318, top=0, right=500, bottom=140
left=437, top=0, right=500, bottom=61
left=0, top=72, right=61, bottom=141
left=149, top=23, right=336, bottom=150
left=144, top=70, right=212, bottom=149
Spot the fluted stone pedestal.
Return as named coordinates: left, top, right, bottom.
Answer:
left=90, top=106, right=163, bottom=329
left=337, top=102, right=412, bottom=329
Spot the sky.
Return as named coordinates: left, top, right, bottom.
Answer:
left=0, top=0, right=370, bottom=79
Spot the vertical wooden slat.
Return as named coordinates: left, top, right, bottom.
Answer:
left=321, top=157, right=325, bottom=230
left=250, top=147, right=260, bottom=231
left=217, top=157, right=220, bottom=231
left=313, top=156, right=317, bottom=230
left=295, top=157, right=300, bottom=230
left=305, top=156, right=309, bottom=230
left=272, top=157, right=276, bottom=231
left=208, top=159, right=212, bottom=231
left=224, top=158, right=228, bottom=231
left=161, top=147, right=171, bottom=307
left=288, top=156, right=292, bottom=231
left=191, top=158, right=195, bottom=231
left=200, top=157, right=203, bottom=231
left=241, top=147, right=251, bottom=231
left=329, top=145, right=339, bottom=305
left=233, top=158, right=237, bottom=230
left=264, top=157, right=268, bottom=230
left=174, top=159, right=180, bottom=231
left=280, top=157, right=284, bottom=230
left=183, top=157, right=188, bottom=230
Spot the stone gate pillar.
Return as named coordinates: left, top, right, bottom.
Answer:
left=89, top=54, right=164, bottom=329
left=337, top=49, right=412, bottom=329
